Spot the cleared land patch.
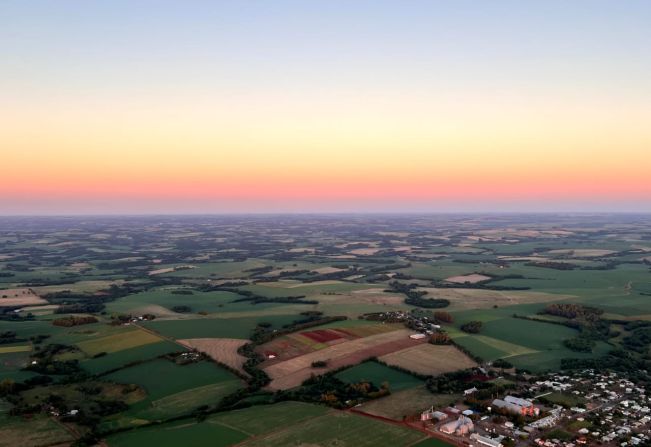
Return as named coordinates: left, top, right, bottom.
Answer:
left=179, top=338, right=249, bottom=374
left=0, top=415, right=74, bottom=447
left=378, top=343, right=477, bottom=376
left=444, top=274, right=491, bottom=284
left=0, top=288, right=46, bottom=307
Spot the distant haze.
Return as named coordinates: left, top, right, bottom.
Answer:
left=1, top=1, right=650, bottom=214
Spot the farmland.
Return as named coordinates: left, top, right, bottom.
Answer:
left=378, top=343, right=477, bottom=376
left=1, top=214, right=651, bottom=446
left=262, top=329, right=427, bottom=390
left=241, top=411, right=426, bottom=447
left=179, top=338, right=249, bottom=374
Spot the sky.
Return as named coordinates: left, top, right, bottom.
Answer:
left=1, top=1, right=650, bottom=214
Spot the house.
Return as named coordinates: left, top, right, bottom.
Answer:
left=470, top=433, right=503, bottom=447
left=464, top=387, right=479, bottom=396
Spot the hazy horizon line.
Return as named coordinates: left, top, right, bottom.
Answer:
left=2, top=211, right=651, bottom=218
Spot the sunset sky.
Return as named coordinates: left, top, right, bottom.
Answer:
left=1, top=1, right=650, bottom=214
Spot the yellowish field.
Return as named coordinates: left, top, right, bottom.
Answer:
left=418, top=287, right=572, bottom=310
left=179, top=338, right=249, bottom=374
left=0, top=345, right=31, bottom=354
left=149, top=267, right=176, bottom=275
left=0, top=288, right=47, bottom=307
left=76, top=329, right=162, bottom=356
left=378, top=343, right=476, bottom=376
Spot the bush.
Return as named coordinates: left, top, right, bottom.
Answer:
left=461, top=321, right=482, bottom=334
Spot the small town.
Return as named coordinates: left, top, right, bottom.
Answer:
left=412, top=368, right=651, bottom=447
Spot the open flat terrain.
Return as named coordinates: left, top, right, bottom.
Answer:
left=378, top=343, right=477, bottom=376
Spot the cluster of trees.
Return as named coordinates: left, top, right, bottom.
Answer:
left=542, top=303, right=603, bottom=320
left=52, top=316, right=98, bottom=327
left=430, top=332, right=451, bottom=345
left=280, top=374, right=389, bottom=409
left=386, top=281, right=450, bottom=309
left=55, top=303, right=105, bottom=314
left=492, top=358, right=513, bottom=369
left=431, top=274, right=530, bottom=291
left=461, top=321, right=483, bottom=334
left=25, top=344, right=83, bottom=376
left=0, top=331, right=24, bottom=345
left=621, top=321, right=651, bottom=353
left=405, top=295, right=450, bottom=309
left=171, top=305, right=192, bottom=313
left=171, top=290, right=194, bottom=295
left=426, top=369, right=489, bottom=394
left=434, top=311, right=453, bottom=323
left=525, top=261, right=578, bottom=270
left=563, top=337, right=596, bottom=353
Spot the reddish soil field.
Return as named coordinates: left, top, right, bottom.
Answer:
left=301, top=329, right=347, bottom=343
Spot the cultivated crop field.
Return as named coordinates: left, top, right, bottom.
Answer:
left=240, top=411, right=426, bottom=447
left=257, top=321, right=403, bottom=362
left=262, top=329, right=427, bottom=390
left=378, top=343, right=477, bottom=376
left=179, top=338, right=249, bottom=374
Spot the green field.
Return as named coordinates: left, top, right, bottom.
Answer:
left=335, top=361, right=424, bottom=391
left=143, top=314, right=301, bottom=339
left=106, top=418, right=248, bottom=447
left=80, top=340, right=182, bottom=374
left=105, top=359, right=240, bottom=402
left=241, top=411, right=425, bottom=447
left=209, top=401, right=329, bottom=435
left=106, top=289, right=248, bottom=316
left=101, top=358, right=243, bottom=428
left=448, top=307, right=611, bottom=371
